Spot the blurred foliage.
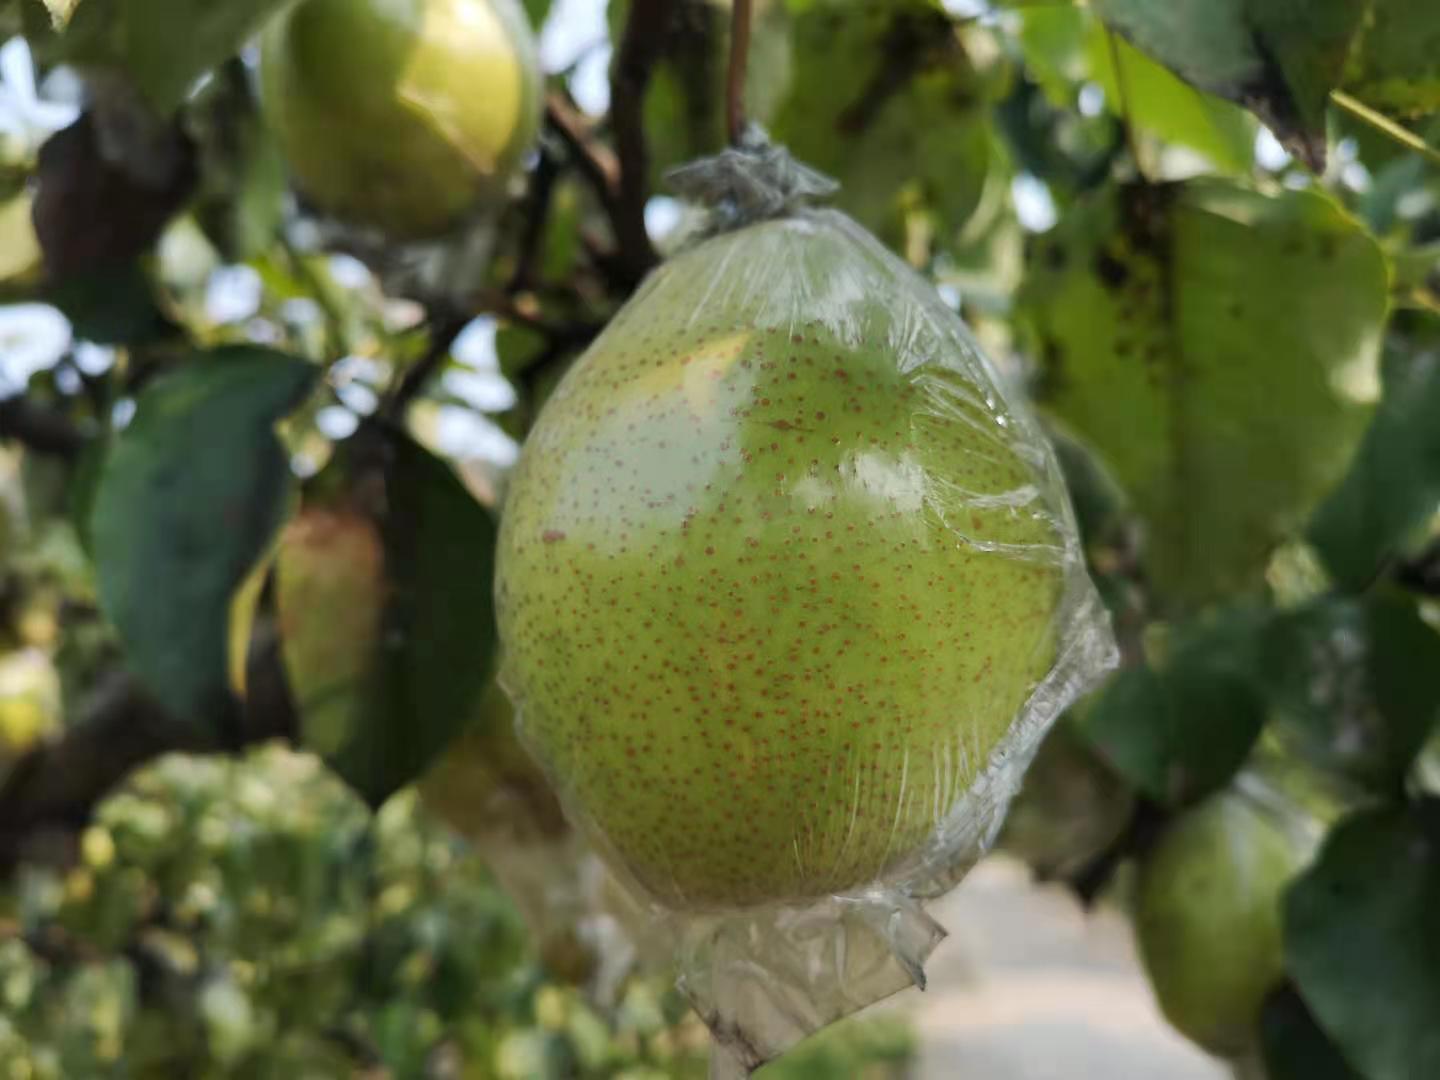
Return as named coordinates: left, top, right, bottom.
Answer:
left=0, top=745, right=915, bottom=1078
left=0, top=0, right=1436, bottom=1077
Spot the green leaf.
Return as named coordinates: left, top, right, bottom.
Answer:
left=1286, top=801, right=1440, bottom=1080
left=58, top=0, right=291, bottom=114
left=1090, top=0, right=1367, bottom=167
left=91, top=347, right=317, bottom=726
left=1308, top=314, right=1440, bottom=590
left=1260, top=985, right=1365, bottom=1080
left=1080, top=605, right=1269, bottom=806
left=277, top=424, right=498, bottom=808
left=1263, top=590, right=1440, bottom=793
left=1084, top=22, right=1255, bottom=173
left=1022, top=180, right=1386, bottom=607
left=1343, top=0, right=1440, bottom=118
left=1018, top=7, right=1255, bottom=173
left=771, top=0, right=995, bottom=251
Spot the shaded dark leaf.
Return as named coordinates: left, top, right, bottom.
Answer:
left=1263, top=591, right=1440, bottom=794
left=1343, top=0, right=1440, bottom=117
left=1286, top=801, right=1440, bottom=1080
left=1080, top=605, right=1269, bottom=806
left=1260, top=984, right=1364, bottom=1080
left=1090, top=0, right=1367, bottom=168
left=91, top=347, right=317, bottom=729
left=43, top=264, right=176, bottom=346
left=1309, top=314, right=1440, bottom=590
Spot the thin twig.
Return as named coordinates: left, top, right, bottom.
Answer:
left=1331, top=91, right=1440, bottom=167
left=543, top=91, right=651, bottom=292
left=1105, top=29, right=1148, bottom=182
left=726, top=0, right=754, bottom=145
left=508, top=144, right=561, bottom=293
left=544, top=93, right=620, bottom=196
left=381, top=313, right=471, bottom=421
left=608, top=0, right=668, bottom=282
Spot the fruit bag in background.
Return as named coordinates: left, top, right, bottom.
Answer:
left=494, top=135, right=1117, bottom=1076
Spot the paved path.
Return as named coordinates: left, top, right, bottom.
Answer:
left=887, top=855, right=1231, bottom=1080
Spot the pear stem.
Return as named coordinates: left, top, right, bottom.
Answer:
left=727, top=0, right=754, bottom=146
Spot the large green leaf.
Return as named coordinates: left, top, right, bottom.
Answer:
left=1343, top=0, right=1440, bottom=117
left=1308, top=314, right=1440, bottom=590
left=91, top=347, right=317, bottom=727
left=1079, top=605, right=1269, bottom=806
left=1286, top=802, right=1440, bottom=1080
left=1022, top=180, right=1387, bottom=607
left=1263, top=590, right=1440, bottom=794
left=58, top=0, right=291, bottom=114
left=1090, top=0, right=1367, bottom=167
left=1086, top=28, right=1254, bottom=174
left=1019, top=7, right=1255, bottom=174
left=771, top=0, right=996, bottom=251
left=276, top=424, right=498, bottom=808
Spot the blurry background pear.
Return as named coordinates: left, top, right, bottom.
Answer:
left=260, top=0, right=542, bottom=239
left=1135, top=776, right=1321, bottom=1058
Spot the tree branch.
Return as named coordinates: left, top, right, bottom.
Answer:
left=544, top=92, right=634, bottom=275
left=380, top=313, right=472, bottom=422
left=0, top=395, right=86, bottom=458
left=508, top=143, right=561, bottom=294
left=726, top=0, right=753, bottom=145
left=608, top=0, right=668, bottom=283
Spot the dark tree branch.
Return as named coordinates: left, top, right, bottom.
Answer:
left=508, top=143, right=561, bottom=294
left=1396, top=538, right=1440, bottom=597
left=0, top=395, right=86, bottom=458
left=0, top=626, right=297, bottom=876
left=726, top=0, right=753, bottom=145
left=380, top=313, right=472, bottom=422
left=608, top=0, right=668, bottom=282
left=544, top=93, right=621, bottom=195
left=1067, top=798, right=1169, bottom=906
left=543, top=90, right=636, bottom=288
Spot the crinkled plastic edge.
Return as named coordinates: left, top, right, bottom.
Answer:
left=504, top=133, right=1121, bottom=1077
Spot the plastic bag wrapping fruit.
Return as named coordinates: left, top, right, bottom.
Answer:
left=494, top=135, right=1118, bottom=1077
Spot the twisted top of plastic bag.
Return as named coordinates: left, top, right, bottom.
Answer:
left=665, top=127, right=838, bottom=233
